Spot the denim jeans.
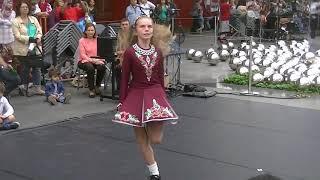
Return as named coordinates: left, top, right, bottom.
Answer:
left=0, top=67, right=21, bottom=96
left=21, top=65, right=41, bottom=86
left=191, top=16, right=204, bottom=32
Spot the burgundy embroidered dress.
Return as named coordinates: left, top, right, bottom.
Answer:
left=113, top=44, right=178, bottom=127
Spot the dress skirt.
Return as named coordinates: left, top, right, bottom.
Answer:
left=113, top=84, right=178, bottom=127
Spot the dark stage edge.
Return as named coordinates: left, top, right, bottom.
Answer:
left=1, top=96, right=320, bottom=180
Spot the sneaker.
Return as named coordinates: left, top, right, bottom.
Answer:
left=0, top=122, right=20, bottom=130
left=10, top=122, right=20, bottom=129
left=89, top=91, right=95, bottom=98
left=34, top=89, right=45, bottom=96
left=150, top=175, right=161, bottom=180
left=63, top=93, right=71, bottom=104
left=197, top=25, right=204, bottom=33
left=18, top=86, right=27, bottom=96
left=48, top=95, right=58, bottom=105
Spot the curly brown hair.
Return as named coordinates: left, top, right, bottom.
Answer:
left=15, top=0, right=32, bottom=17
left=48, top=68, right=60, bottom=78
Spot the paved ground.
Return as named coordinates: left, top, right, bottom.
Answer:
left=1, top=96, right=320, bottom=180
left=1, top=33, right=320, bottom=180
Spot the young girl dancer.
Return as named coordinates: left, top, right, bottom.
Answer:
left=113, top=16, right=178, bottom=180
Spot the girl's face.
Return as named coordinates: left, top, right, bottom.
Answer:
left=135, top=17, right=153, bottom=42
left=20, top=3, right=29, bottom=16
left=161, top=0, right=166, bottom=4
left=89, top=0, right=95, bottom=6
left=85, top=26, right=96, bottom=38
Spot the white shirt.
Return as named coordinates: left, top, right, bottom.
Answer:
left=0, top=96, right=14, bottom=118
left=310, top=2, right=320, bottom=14
left=139, top=1, right=156, bottom=17
left=33, top=4, right=41, bottom=15
left=0, top=10, right=15, bottom=44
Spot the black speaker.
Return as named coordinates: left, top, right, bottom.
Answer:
left=97, top=36, right=117, bottom=58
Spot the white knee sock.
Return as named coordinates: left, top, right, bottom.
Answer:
left=147, top=162, right=159, bottom=176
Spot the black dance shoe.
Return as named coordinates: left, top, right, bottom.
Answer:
left=149, top=175, right=161, bottom=180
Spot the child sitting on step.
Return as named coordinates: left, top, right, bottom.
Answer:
left=45, top=68, right=71, bottom=105
left=0, top=82, right=20, bottom=130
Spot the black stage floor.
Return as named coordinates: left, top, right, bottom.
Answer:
left=1, top=96, right=320, bottom=180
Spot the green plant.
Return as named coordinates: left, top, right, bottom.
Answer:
left=223, top=73, right=320, bottom=94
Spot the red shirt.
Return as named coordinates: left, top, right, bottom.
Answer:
left=55, top=6, right=62, bottom=21
left=63, top=6, right=85, bottom=22
left=120, top=45, right=164, bottom=103
left=38, top=1, right=49, bottom=12
left=220, top=2, right=231, bottom=21
left=201, top=1, right=213, bottom=17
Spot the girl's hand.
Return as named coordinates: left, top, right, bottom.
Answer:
left=116, top=103, right=122, bottom=111
left=36, top=38, right=42, bottom=45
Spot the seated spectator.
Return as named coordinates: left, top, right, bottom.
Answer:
left=78, top=23, right=106, bottom=98
left=12, top=0, right=45, bottom=96
left=0, top=46, right=21, bottom=97
left=116, top=18, right=130, bottom=67
left=0, top=1, right=20, bottom=97
left=45, top=68, right=71, bottom=105
left=115, top=18, right=130, bottom=91
left=0, top=82, right=20, bottom=130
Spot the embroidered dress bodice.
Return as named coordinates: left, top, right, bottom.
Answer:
left=120, top=44, right=164, bottom=103
left=132, top=43, right=158, bottom=82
